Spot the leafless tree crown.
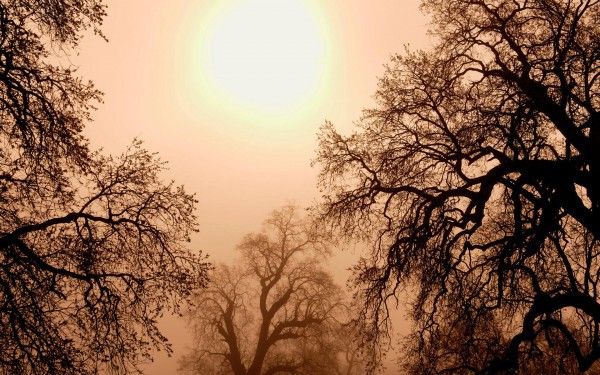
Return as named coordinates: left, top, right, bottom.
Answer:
left=181, top=206, right=367, bottom=375
left=0, top=1, right=210, bottom=374
left=315, top=0, right=600, bottom=373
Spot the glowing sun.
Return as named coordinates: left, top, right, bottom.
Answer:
left=200, top=0, right=326, bottom=112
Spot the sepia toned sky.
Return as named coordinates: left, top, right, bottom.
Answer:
left=74, top=1, right=429, bottom=373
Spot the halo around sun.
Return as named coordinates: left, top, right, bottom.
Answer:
left=181, top=0, right=329, bottom=119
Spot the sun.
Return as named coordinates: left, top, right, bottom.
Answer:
left=198, top=0, right=326, bottom=113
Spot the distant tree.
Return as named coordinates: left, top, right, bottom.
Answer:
left=0, top=1, right=209, bottom=374
left=315, top=0, right=600, bottom=373
left=180, top=206, right=367, bottom=375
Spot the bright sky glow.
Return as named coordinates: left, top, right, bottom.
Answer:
left=200, top=0, right=326, bottom=112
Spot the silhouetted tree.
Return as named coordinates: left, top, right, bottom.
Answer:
left=180, top=206, right=367, bottom=375
left=0, top=1, right=209, bottom=374
left=315, top=0, right=600, bottom=373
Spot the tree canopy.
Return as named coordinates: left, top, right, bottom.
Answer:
left=180, top=206, right=366, bottom=375
left=315, top=0, right=600, bottom=373
left=0, top=1, right=209, bottom=374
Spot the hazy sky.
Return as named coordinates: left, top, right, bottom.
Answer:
left=74, top=1, right=429, bottom=373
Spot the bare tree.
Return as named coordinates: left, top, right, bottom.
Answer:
left=180, top=206, right=366, bottom=375
left=0, top=1, right=209, bottom=374
left=315, top=0, right=600, bottom=373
